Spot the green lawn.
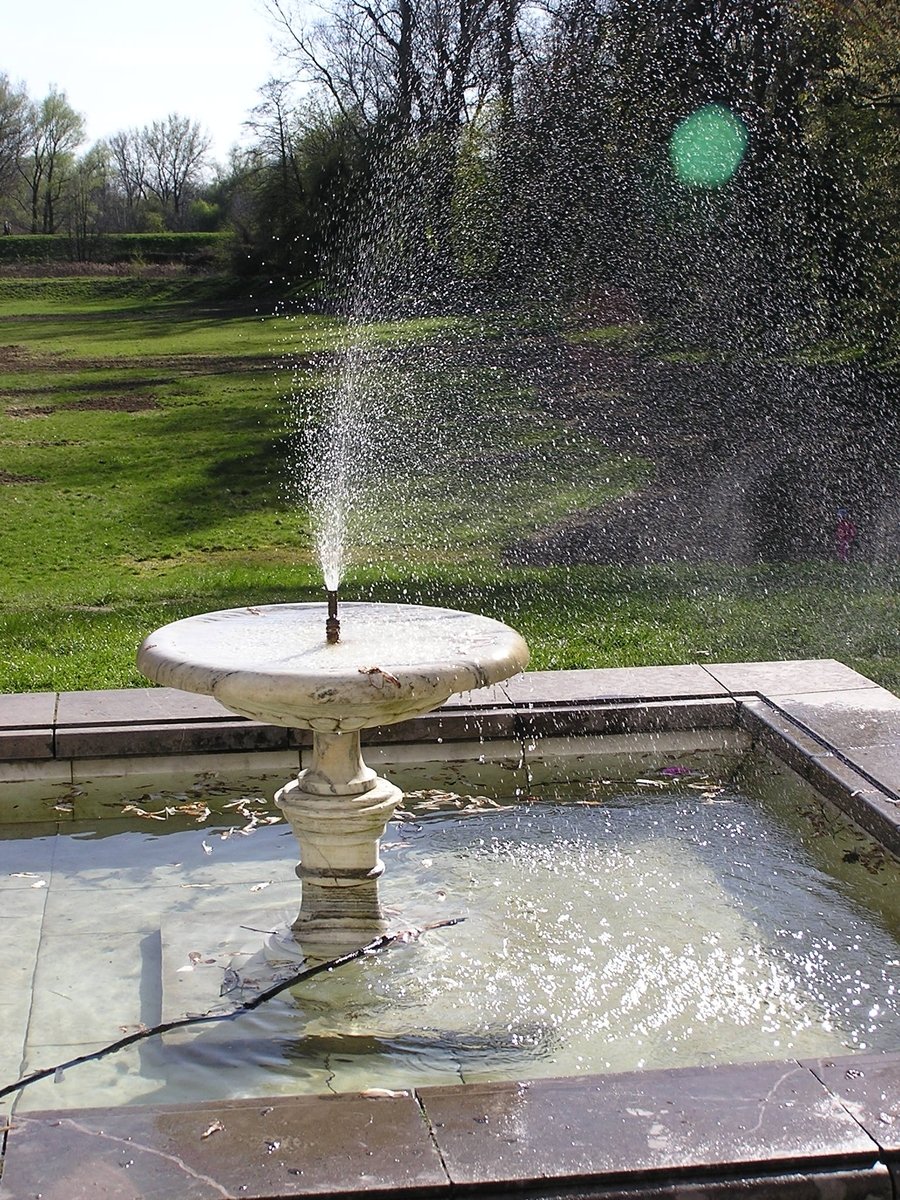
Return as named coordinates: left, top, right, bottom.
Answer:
left=1, top=274, right=898, bottom=695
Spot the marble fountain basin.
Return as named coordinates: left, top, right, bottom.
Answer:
left=136, top=602, right=530, bottom=734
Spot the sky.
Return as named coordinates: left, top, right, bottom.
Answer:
left=3, top=0, right=291, bottom=164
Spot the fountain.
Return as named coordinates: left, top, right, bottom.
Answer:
left=137, top=597, right=529, bottom=956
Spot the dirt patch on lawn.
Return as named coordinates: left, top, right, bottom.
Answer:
left=68, top=395, right=160, bottom=412
left=6, top=395, right=160, bottom=417
left=5, top=404, right=54, bottom=418
left=0, top=469, right=42, bottom=484
left=60, top=353, right=277, bottom=376
left=0, top=344, right=45, bottom=369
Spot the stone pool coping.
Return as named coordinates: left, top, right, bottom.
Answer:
left=1, top=658, right=899, bottom=1199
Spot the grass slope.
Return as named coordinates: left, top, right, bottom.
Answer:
left=1, top=275, right=898, bottom=694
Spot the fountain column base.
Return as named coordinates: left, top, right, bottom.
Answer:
left=275, top=732, right=403, bottom=956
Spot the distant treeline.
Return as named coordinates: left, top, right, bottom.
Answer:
left=1, top=0, right=897, bottom=357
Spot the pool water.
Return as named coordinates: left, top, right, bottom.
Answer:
left=2, top=752, right=898, bottom=1112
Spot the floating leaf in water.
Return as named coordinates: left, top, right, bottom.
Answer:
left=121, top=804, right=168, bottom=820
left=178, top=802, right=212, bottom=823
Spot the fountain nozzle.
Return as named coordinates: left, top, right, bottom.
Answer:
left=326, top=589, right=340, bottom=644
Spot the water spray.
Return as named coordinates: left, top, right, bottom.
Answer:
left=326, top=589, right=340, bottom=644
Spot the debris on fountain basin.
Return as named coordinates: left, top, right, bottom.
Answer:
left=137, top=600, right=529, bottom=957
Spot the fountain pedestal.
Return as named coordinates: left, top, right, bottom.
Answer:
left=137, top=602, right=529, bottom=959
left=275, top=730, right=403, bottom=953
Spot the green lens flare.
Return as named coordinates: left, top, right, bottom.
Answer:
left=669, top=104, right=749, bottom=188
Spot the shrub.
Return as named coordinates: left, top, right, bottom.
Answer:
left=0, top=232, right=232, bottom=268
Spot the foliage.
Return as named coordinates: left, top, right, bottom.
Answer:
left=798, top=0, right=900, bottom=352
left=250, top=0, right=900, bottom=356
left=0, top=73, right=29, bottom=197
left=14, top=86, right=85, bottom=234
left=224, top=99, right=373, bottom=285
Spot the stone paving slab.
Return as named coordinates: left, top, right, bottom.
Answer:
left=482, top=697, right=739, bottom=740
left=451, top=664, right=730, bottom=708
left=0, top=692, right=56, bottom=729
left=2, top=663, right=895, bottom=776
left=2, top=1092, right=452, bottom=1198
left=417, top=1062, right=882, bottom=1187
left=705, top=659, right=878, bottom=695
left=0, top=693, right=57, bottom=766
left=737, top=700, right=834, bottom=772
left=803, top=1053, right=900, bottom=1156
left=56, top=688, right=232, bottom=726
left=4, top=1062, right=896, bottom=1200
left=735, top=699, right=900, bottom=855
left=774, top=687, right=900, bottom=738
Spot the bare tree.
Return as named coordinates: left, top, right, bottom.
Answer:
left=247, top=79, right=306, bottom=193
left=265, top=0, right=512, bottom=134
left=108, top=128, right=149, bottom=223
left=142, top=113, right=211, bottom=225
